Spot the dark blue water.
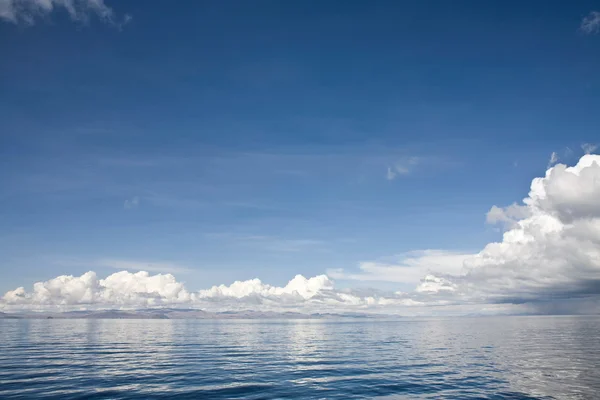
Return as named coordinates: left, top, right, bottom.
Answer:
left=1, top=316, right=599, bottom=399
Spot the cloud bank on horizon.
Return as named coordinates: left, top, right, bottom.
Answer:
left=3, top=153, right=600, bottom=315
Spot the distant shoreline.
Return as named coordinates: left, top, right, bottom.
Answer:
left=0, top=309, right=379, bottom=320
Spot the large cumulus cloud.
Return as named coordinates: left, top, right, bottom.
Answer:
left=422, top=154, right=600, bottom=312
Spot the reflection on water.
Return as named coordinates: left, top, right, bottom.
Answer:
left=1, top=317, right=599, bottom=399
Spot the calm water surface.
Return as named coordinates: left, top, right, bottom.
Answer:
left=1, top=316, right=599, bottom=399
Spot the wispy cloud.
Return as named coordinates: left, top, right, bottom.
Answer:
left=96, top=155, right=193, bottom=168
left=255, top=237, right=325, bottom=253
left=143, top=194, right=206, bottom=210
left=581, top=11, right=600, bottom=34
left=52, top=257, right=193, bottom=274
left=386, top=157, right=420, bottom=180
left=123, top=196, right=139, bottom=209
left=547, top=151, right=559, bottom=168
left=386, top=166, right=397, bottom=180
left=7, top=145, right=449, bottom=208
left=565, top=147, right=574, bottom=157
left=205, top=233, right=326, bottom=253
left=582, top=143, right=598, bottom=155
left=97, top=259, right=193, bottom=274
left=328, top=250, right=474, bottom=285
left=0, top=0, right=131, bottom=27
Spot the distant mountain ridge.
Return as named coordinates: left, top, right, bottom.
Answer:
left=0, top=309, right=377, bottom=319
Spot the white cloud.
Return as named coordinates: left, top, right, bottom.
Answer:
left=486, top=203, right=530, bottom=230
left=0, top=270, right=422, bottom=312
left=327, top=250, right=474, bottom=284
left=2, top=271, right=192, bottom=308
left=527, top=155, right=600, bottom=222
left=97, top=259, right=192, bottom=274
left=447, top=154, right=600, bottom=305
left=415, top=274, right=458, bottom=294
left=386, top=166, right=396, bottom=180
left=123, top=196, right=139, bottom=209
left=332, top=154, right=600, bottom=312
left=0, top=0, right=130, bottom=26
left=198, top=275, right=333, bottom=300
left=250, top=237, right=324, bottom=253
left=386, top=157, right=419, bottom=180
left=547, top=151, right=559, bottom=168
left=4, top=154, right=600, bottom=315
left=582, top=143, right=598, bottom=155
left=205, top=233, right=325, bottom=253
left=581, top=11, right=600, bottom=34
left=49, top=257, right=193, bottom=274
left=565, top=147, right=574, bottom=157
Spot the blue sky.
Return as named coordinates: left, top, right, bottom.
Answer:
left=1, top=0, right=600, bottom=298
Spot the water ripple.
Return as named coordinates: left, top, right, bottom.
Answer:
left=1, top=317, right=599, bottom=399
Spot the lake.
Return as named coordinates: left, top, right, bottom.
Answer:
left=1, top=316, right=599, bottom=399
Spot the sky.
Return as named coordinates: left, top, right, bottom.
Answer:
left=1, top=0, right=600, bottom=315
